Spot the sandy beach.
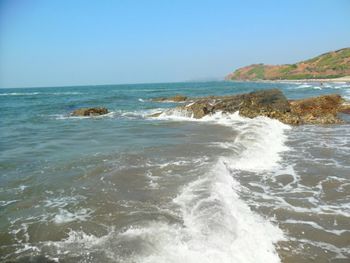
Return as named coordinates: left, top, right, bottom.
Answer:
left=271, top=76, right=350, bottom=83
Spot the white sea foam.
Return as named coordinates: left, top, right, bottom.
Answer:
left=53, top=208, right=93, bottom=224
left=44, top=195, right=85, bottom=208
left=155, top=110, right=291, bottom=171
left=90, top=160, right=282, bottom=263
left=145, top=170, right=160, bottom=189
left=0, top=92, right=40, bottom=96
left=293, top=82, right=350, bottom=90
left=296, top=84, right=312, bottom=89
left=288, top=237, right=349, bottom=259
left=118, top=108, right=163, bottom=119
left=0, top=200, right=18, bottom=207
left=52, top=108, right=166, bottom=120
left=283, top=219, right=349, bottom=236
left=51, top=161, right=284, bottom=263
left=50, top=92, right=82, bottom=95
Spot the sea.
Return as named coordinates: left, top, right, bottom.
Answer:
left=1, top=81, right=350, bottom=263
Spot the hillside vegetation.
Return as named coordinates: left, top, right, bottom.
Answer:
left=225, top=48, right=350, bottom=80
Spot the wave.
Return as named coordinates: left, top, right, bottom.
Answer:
left=9, top=111, right=289, bottom=262
left=31, top=162, right=284, bottom=263
left=117, top=109, right=163, bottom=119
left=0, top=92, right=41, bottom=96
left=51, top=108, right=165, bottom=120
left=0, top=200, right=18, bottom=207
left=292, top=83, right=350, bottom=91
left=155, top=110, right=291, bottom=172
left=51, top=111, right=116, bottom=120
left=129, top=111, right=288, bottom=262
left=88, top=162, right=284, bottom=263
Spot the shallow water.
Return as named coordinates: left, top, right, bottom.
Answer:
left=0, top=81, right=349, bottom=262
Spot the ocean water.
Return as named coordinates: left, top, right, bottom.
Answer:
left=0, top=81, right=349, bottom=263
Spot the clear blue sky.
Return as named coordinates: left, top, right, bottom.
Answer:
left=1, top=0, right=349, bottom=88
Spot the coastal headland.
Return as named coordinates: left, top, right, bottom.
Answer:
left=225, top=48, right=350, bottom=81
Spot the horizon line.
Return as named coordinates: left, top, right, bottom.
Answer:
left=0, top=78, right=226, bottom=90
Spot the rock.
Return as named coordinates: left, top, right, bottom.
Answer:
left=238, top=89, right=291, bottom=118
left=152, top=95, right=187, bottom=102
left=290, top=94, right=343, bottom=116
left=171, top=95, right=188, bottom=102
left=178, top=95, right=241, bottom=118
left=156, top=89, right=346, bottom=125
left=179, top=89, right=291, bottom=120
left=289, top=94, right=344, bottom=124
left=340, top=104, right=350, bottom=114
left=187, top=102, right=214, bottom=118
left=71, top=107, right=109, bottom=116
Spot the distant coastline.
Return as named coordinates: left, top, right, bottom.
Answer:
left=227, top=75, right=350, bottom=84
left=271, top=76, right=350, bottom=83
left=226, top=48, right=350, bottom=81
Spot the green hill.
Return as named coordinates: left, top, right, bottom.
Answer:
left=225, top=48, right=350, bottom=80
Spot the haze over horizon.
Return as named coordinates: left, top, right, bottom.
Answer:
left=1, top=0, right=349, bottom=88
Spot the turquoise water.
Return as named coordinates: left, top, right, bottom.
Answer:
left=1, top=81, right=350, bottom=262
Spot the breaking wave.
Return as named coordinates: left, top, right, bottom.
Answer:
left=8, top=111, right=289, bottom=262
left=50, top=112, right=287, bottom=262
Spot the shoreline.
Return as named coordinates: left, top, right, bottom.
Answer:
left=228, top=76, right=350, bottom=84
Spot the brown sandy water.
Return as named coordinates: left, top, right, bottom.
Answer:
left=1, top=114, right=349, bottom=263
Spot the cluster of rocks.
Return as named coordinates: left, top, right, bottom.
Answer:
left=71, top=107, right=109, bottom=117
left=69, top=89, right=349, bottom=124
left=151, top=89, right=349, bottom=125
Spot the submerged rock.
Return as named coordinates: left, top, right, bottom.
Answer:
left=152, top=95, right=188, bottom=102
left=71, top=107, right=109, bottom=116
left=151, top=89, right=347, bottom=125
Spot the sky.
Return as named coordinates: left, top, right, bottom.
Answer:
left=0, top=0, right=349, bottom=88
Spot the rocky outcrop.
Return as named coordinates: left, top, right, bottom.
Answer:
left=71, top=107, right=109, bottom=116
left=178, top=89, right=295, bottom=120
left=289, top=94, right=344, bottom=124
left=152, top=89, right=347, bottom=125
left=152, top=95, right=187, bottom=102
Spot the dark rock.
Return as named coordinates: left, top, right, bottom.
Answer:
left=152, top=95, right=187, bottom=102
left=71, top=107, right=109, bottom=116
left=179, top=89, right=291, bottom=120
left=238, top=89, right=291, bottom=118
left=178, top=95, right=242, bottom=118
